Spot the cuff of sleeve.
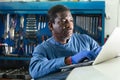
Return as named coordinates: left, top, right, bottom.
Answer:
left=55, top=57, right=67, bottom=69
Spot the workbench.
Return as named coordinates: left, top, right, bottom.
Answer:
left=66, top=57, right=120, bottom=80
left=0, top=56, right=31, bottom=80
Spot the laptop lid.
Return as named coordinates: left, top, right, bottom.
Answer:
left=93, top=27, right=120, bottom=65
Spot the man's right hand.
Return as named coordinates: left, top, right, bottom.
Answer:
left=71, top=50, right=90, bottom=64
left=65, top=47, right=102, bottom=65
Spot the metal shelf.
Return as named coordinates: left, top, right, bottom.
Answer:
left=0, top=1, right=105, bottom=60
left=0, top=1, right=105, bottom=14
left=0, top=56, right=30, bottom=60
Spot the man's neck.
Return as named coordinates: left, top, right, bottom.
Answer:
left=53, top=36, right=69, bottom=44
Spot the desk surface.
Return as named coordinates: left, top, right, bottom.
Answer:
left=66, top=57, right=120, bottom=80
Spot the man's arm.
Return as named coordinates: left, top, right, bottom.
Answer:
left=29, top=46, right=67, bottom=79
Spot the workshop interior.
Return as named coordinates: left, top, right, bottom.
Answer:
left=0, top=0, right=118, bottom=79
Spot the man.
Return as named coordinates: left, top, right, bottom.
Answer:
left=29, top=5, right=101, bottom=79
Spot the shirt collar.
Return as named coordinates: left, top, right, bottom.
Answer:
left=49, top=36, right=72, bottom=46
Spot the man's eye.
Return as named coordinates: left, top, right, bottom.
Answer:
left=62, top=19, right=66, bottom=22
left=70, top=19, right=73, bottom=22
left=61, top=18, right=73, bottom=23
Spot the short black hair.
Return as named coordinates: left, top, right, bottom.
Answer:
left=48, top=5, right=70, bottom=23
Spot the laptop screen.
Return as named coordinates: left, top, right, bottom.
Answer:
left=93, top=27, right=120, bottom=65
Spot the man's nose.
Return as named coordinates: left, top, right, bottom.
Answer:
left=65, top=20, right=71, bottom=26
left=65, top=19, right=70, bottom=23
left=63, top=21, right=70, bottom=29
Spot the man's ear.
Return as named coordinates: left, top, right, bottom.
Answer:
left=48, top=21, right=53, bottom=31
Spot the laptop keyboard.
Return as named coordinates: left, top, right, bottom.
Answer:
left=60, top=60, right=94, bottom=71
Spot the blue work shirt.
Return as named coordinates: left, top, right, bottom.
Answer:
left=29, top=33, right=100, bottom=79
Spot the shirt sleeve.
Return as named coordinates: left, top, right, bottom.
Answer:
left=84, top=34, right=100, bottom=49
left=29, top=44, right=66, bottom=79
left=84, top=34, right=101, bottom=60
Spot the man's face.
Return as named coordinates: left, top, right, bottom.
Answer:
left=51, top=11, right=74, bottom=40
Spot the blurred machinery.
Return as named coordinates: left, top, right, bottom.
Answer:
left=0, top=1, right=105, bottom=79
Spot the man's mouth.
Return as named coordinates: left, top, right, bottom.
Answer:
left=64, top=29, right=73, bottom=35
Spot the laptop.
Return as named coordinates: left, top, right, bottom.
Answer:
left=93, top=27, right=120, bottom=65
left=60, top=27, right=120, bottom=70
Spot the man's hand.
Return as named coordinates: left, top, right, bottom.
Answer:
left=71, top=47, right=102, bottom=64
left=65, top=47, right=102, bottom=65
left=71, top=50, right=90, bottom=64
left=87, top=47, right=102, bottom=60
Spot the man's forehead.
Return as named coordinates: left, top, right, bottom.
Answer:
left=56, top=11, right=72, bottom=18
